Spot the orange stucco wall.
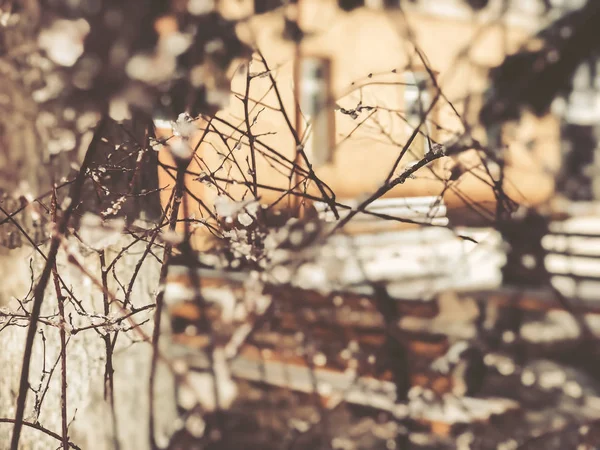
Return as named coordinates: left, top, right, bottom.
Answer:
left=158, top=1, right=560, bottom=232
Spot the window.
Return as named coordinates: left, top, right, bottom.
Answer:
left=403, top=71, right=435, bottom=161
left=300, top=55, right=336, bottom=166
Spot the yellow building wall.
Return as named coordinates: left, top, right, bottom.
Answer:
left=158, top=1, right=560, bottom=228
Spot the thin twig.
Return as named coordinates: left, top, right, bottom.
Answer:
left=10, top=115, right=108, bottom=450
left=51, top=188, right=69, bottom=450
left=148, top=162, right=186, bottom=450
left=0, top=418, right=81, bottom=450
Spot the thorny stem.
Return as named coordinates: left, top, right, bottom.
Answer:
left=51, top=188, right=69, bottom=450
left=68, top=303, right=155, bottom=335
left=148, top=162, right=186, bottom=450
left=244, top=64, right=259, bottom=198
left=0, top=418, right=81, bottom=450
left=383, top=85, right=442, bottom=186
left=10, top=115, right=108, bottom=450
left=256, top=50, right=340, bottom=219
left=99, top=250, right=120, bottom=450
left=329, top=147, right=446, bottom=235
left=159, top=163, right=449, bottom=227
left=0, top=180, right=75, bottom=227
left=0, top=203, right=89, bottom=315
